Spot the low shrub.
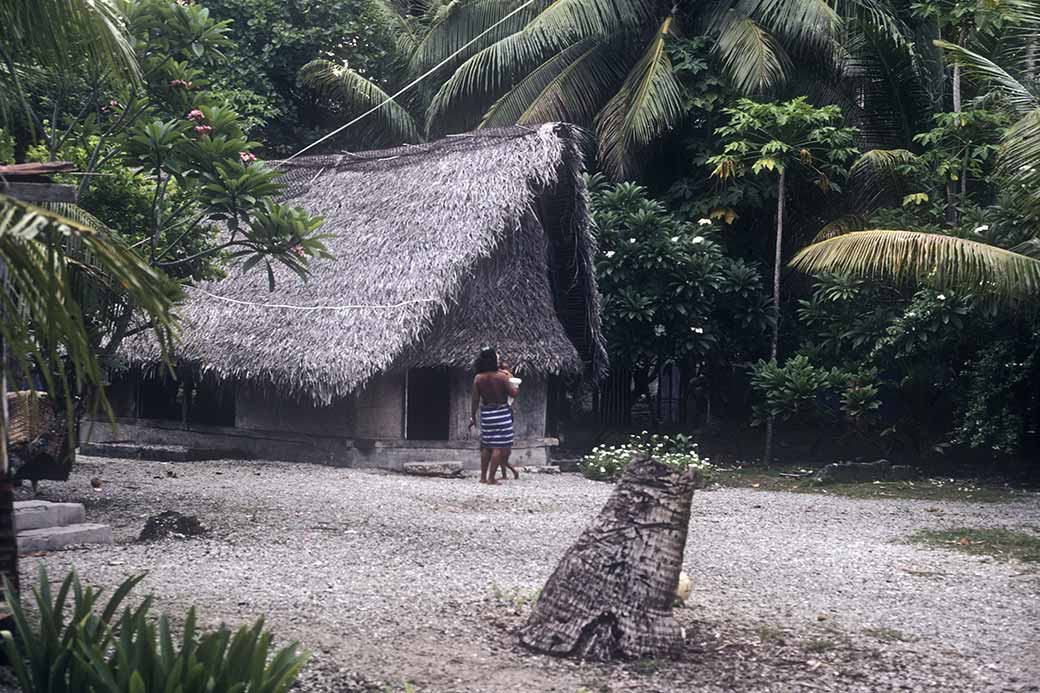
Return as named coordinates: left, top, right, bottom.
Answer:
left=579, top=432, right=711, bottom=482
left=1, top=567, right=308, bottom=693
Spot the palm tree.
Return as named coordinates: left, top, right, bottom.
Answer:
left=791, top=9, right=1040, bottom=303
left=1, top=195, right=177, bottom=589
left=0, top=0, right=140, bottom=158
left=300, top=0, right=906, bottom=178
left=0, top=0, right=156, bottom=592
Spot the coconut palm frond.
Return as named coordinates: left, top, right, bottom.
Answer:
left=936, top=41, right=1039, bottom=116
left=850, top=149, right=919, bottom=177
left=999, top=108, right=1040, bottom=180
left=480, top=40, right=626, bottom=128
left=409, top=0, right=535, bottom=76
left=811, top=214, right=869, bottom=243
left=368, top=0, right=422, bottom=55
left=425, top=0, right=656, bottom=134
left=298, top=59, right=421, bottom=144
left=751, top=0, right=842, bottom=56
left=712, top=13, right=791, bottom=94
left=847, top=148, right=921, bottom=207
left=791, top=230, right=1040, bottom=303
left=594, top=16, right=685, bottom=181
left=0, top=193, right=177, bottom=416
left=1009, top=238, right=1040, bottom=260
left=0, top=0, right=138, bottom=81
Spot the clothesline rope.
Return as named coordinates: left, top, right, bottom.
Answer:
left=279, top=0, right=536, bottom=164
left=185, top=284, right=438, bottom=311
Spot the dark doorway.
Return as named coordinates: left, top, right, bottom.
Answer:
left=406, top=368, right=450, bottom=440
left=138, top=373, right=182, bottom=421
left=189, top=378, right=236, bottom=427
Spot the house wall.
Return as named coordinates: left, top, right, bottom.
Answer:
left=235, top=382, right=354, bottom=438
left=354, top=372, right=405, bottom=439
left=82, top=369, right=556, bottom=469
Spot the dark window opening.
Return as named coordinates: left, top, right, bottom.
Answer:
left=189, top=378, right=236, bottom=427
left=406, top=368, right=450, bottom=440
left=138, top=374, right=182, bottom=421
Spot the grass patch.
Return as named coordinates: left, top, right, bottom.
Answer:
left=863, top=627, right=915, bottom=643
left=909, top=528, right=1040, bottom=564
left=802, top=637, right=838, bottom=653
left=710, top=467, right=1024, bottom=503
left=754, top=624, right=787, bottom=643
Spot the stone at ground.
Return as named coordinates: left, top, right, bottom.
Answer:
left=887, top=464, right=918, bottom=481
left=815, top=459, right=891, bottom=483
left=521, top=465, right=560, bottom=474
left=815, top=459, right=921, bottom=483
left=14, top=500, right=84, bottom=531
left=13, top=500, right=112, bottom=552
left=401, top=461, right=463, bottom=478
left=138, top=511, right=208, bottom=542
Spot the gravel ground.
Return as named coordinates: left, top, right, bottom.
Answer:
left=12, top=455, right=1040, bottom=693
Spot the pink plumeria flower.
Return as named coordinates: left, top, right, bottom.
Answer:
left=240, top=151, right=257, bottom=163
left=187, top=109, right=205, bottom=122
left=290, top=244, right=305, bottom=258
left=193, top=124, right=213, bottom=135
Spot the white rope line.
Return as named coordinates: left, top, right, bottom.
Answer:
left=280, top=0, right=536, bottom=164
left=185, top=284, right=437, bottom=311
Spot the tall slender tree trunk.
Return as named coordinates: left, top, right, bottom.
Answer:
left=519, top=456, right=703, bottom=661
left=947, top=35, right=964, bottom=225
left=763, top=170, right=785, bottom=466
left=0, top=292, right=17, bottom=594
left=770, top=169, right=785, bottom=362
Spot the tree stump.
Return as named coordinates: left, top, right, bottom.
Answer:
left=519, top=455, right=703, bottom=661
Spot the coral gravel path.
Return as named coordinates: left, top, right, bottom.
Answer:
left=14, top=456, right=1040, bottom=692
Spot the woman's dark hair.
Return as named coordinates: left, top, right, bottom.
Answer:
left=475, top=347, right=498, bottom=374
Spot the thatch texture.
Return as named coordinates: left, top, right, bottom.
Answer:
left=125, top=124, right=605, bottom=405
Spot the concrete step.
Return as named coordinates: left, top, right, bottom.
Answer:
left=18, top=523, right=113, bottom=553
left=402, top=461, right=463, bottom=478
left=14, top=501, right=86, bottom=532
left=80, top=441, right=250, bottom=462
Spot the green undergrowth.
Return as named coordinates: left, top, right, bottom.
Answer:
left=908, top=527, right=1040, bottom=564
left=709, top=466, right=1027, bottom=503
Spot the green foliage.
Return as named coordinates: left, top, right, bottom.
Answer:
left=589, top=175, right=771, bottom=378
left=579, top=432, right=710, bottom=482
left=201, top=0, right=399, bottom=148
left=954, top=338, right=1039, bottom=454
left=1, top=567, right=309, bottom=693
left=708, top=97, right=859, bottom=192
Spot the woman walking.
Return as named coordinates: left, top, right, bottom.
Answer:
left=469, top=347, right=520, bottom=484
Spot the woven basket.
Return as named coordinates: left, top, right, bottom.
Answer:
left=6, top=390, right=64, bottom=459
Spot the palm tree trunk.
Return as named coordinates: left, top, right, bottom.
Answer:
left=947, top=33, right=964, bottom=225
left=519, top=456, right=703, bottom=661
left=0, top=328, right=17, bottom=594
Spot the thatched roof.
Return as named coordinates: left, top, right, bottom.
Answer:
left=125, top=123, right=605, bottom=405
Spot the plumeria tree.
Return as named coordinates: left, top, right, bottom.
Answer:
left=4, top=0, right=329, bottom=361
left=590, top=175, right=771, bottom=423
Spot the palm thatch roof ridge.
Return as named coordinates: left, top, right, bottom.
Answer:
left=124, top=123, right=605, bottom=405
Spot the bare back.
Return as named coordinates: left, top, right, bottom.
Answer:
left=473, top=371, right=514, bottom=405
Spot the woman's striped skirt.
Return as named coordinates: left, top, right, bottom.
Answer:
left=480, top=404, right=514, bottom=448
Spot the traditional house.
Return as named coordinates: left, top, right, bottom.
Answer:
left=87, top=124, right=605, bottom=467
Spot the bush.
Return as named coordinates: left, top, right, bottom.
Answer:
left=1, top=567, right=308, bottom=693
left=580, top=433, right=711, bottom=482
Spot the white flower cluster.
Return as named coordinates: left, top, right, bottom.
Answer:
left=579, top=434, right=712, bottom=481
